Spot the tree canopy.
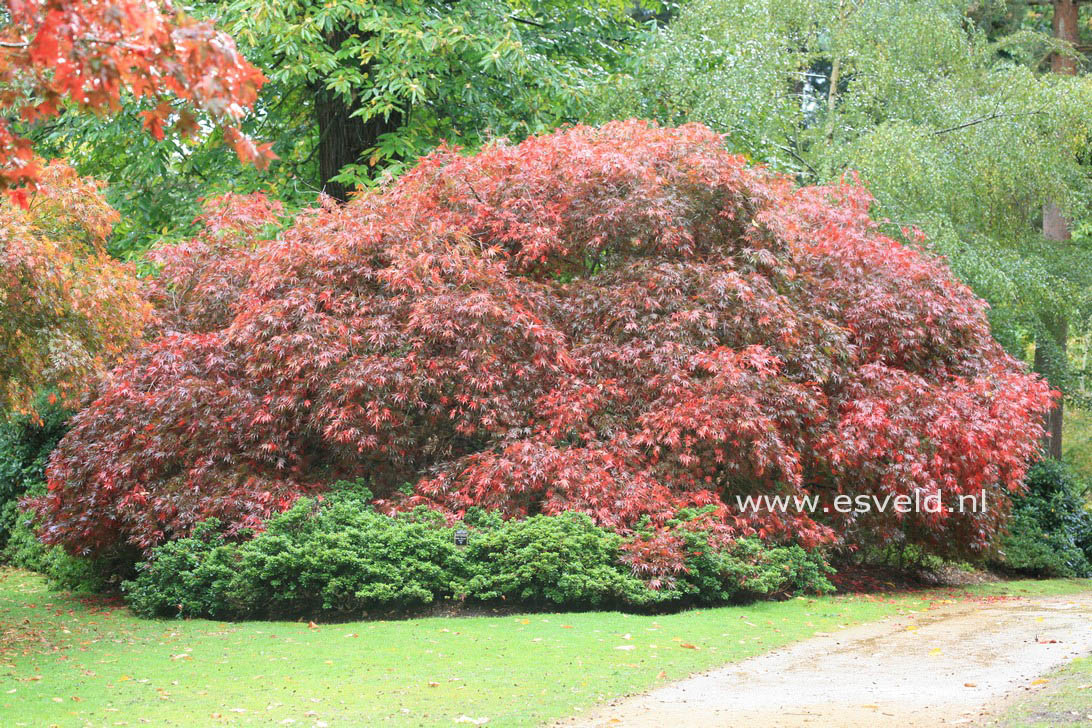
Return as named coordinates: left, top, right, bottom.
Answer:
left=3, top=1, right=1083, bottom=574
left=0, top=0, right=274, bottom=203
left=0, top=162, right=149, bottom=414
left=599, top=0, right=1092, bottom=408
left=34, top=123, right=1051, bottom=569
left=23, top=0, right=652, bottom=253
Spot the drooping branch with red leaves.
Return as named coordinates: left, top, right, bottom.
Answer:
left=33, top=122, right=1055, bottom=572
left=0, top=0, right=274, bottom=203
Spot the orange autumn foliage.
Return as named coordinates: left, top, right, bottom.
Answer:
left=0, top=161, right=150, bottom=413
left=0, top=0, right=273, bottom=202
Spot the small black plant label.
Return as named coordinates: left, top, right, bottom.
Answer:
left=454, top=529, right=469, bottom=546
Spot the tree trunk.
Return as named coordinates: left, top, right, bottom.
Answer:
left=1036, top=0, right=1080, bottom=457
left=312, top=32, right=403, bottom=203
left=1034, top=316, right=1068, bottom=460
left=1052, top=0, right=1080, bottom=75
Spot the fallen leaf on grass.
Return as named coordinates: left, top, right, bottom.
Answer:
left=1030, top=679, right=1048, bottom=686
left=680, top=643, right=698, bottom=650
left=964, top=683, right=977, bottom=688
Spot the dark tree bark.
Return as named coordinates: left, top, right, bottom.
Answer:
left=312, top=31, right=403, bottom=203
left=1035, top=0, right=1082, bottom=457
left=1034, top=316, right=1068, bottom=460
left=1052, top=0, right=1080, bottom=74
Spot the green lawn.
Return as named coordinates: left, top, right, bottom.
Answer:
left=1, top=569, right=1089, bottom=728
left=996, top=656, right=1092, bottom=727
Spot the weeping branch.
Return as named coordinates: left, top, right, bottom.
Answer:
left=932, top=109, right=1046, bottom=136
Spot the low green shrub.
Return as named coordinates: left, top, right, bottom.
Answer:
left=125, top=494, right=835, bottom=620
left=464, top=513, right=653, bottom=607
left=0, top=395, right=68, bottom=550
left=642, top=520, right=834, bottom=604
left=121, top=520, right=240, bottom=618
left=714, top=537, right=835, bottom=598
left=3, top=482, right=129, bottom=592
left=0, top=394, right=113, bottom=591
left=125, top=487, right=467, bottom=618
left=228, top=498, right=465, bottom=617
left=2, top=481, right=51, bottom=572
left=996, top=460, right=1092, bottom=578
left=853, top=543, right=969, bottom=574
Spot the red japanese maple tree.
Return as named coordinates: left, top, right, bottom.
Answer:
left=35, top=122, right=1054, bottom=568
left=0, top=0, right=272, bottom=203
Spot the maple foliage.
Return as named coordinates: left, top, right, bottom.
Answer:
left=35, top=122, right=1054, bottom=567
left=0, top=161, right=150, bottom=414
left=142, top=192, right=283, bottom=335
left=0, top=0, right=273, bottom=202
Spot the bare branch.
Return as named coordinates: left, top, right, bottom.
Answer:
left=932, top=109, right=1046, bottom=136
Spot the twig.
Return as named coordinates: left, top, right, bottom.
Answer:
left=933, top=109, right=1045, bottom=136
left=462, top=176, right=484, bottom=204
left=770, top=142, right=818, bottom=179
left=509, top=15, right=546, bottom=29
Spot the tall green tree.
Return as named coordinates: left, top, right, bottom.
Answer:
left=227, top=0, right=646, bottom=201
left=600, top=0, right=1092, bottom=452
left=27, top=0, right=650, bottom=253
